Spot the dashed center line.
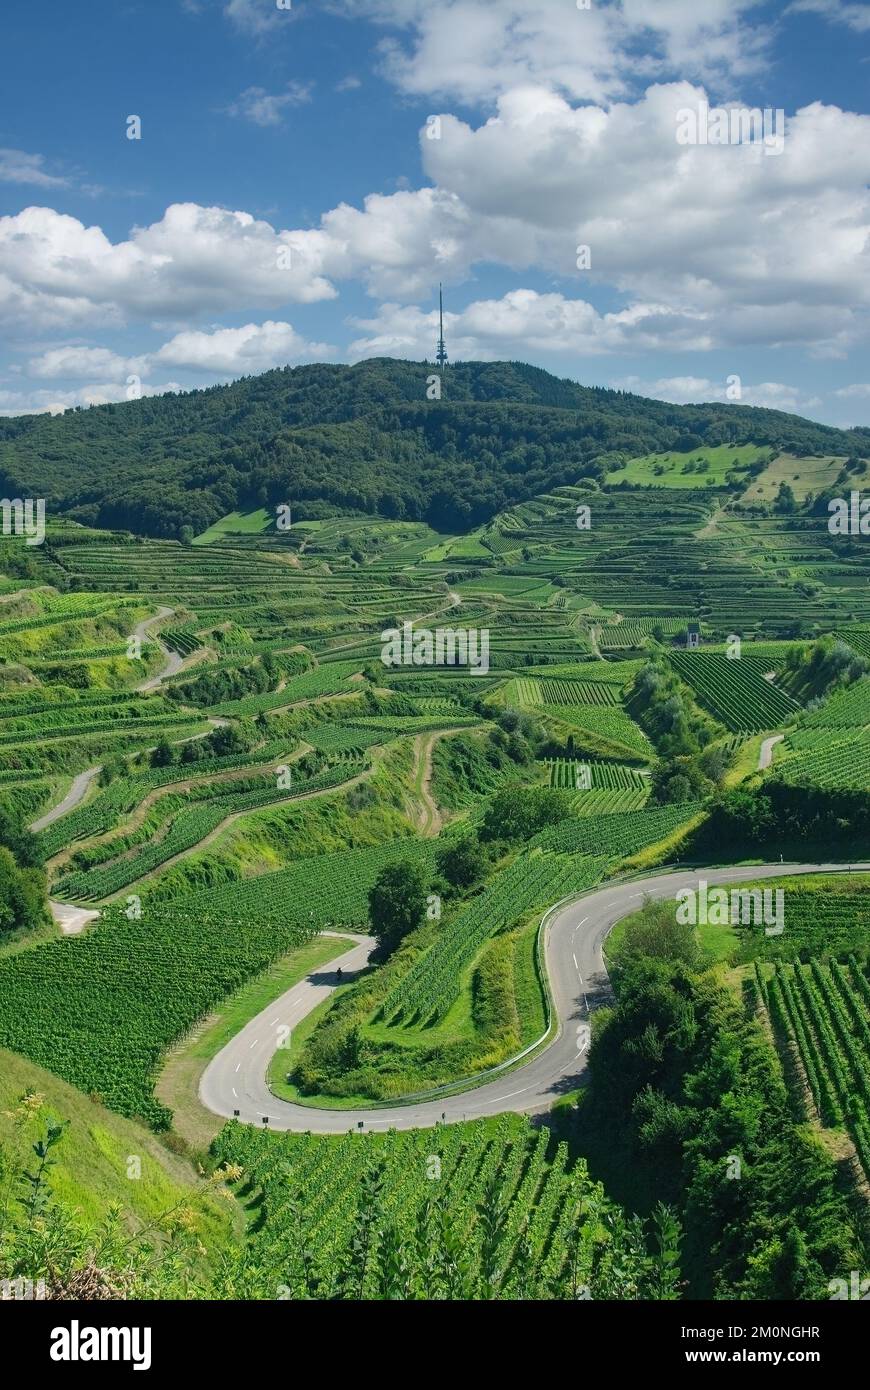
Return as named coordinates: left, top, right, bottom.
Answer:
left=498, top=1085, right=534, bottom=1101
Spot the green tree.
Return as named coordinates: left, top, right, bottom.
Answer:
left=616, top=898, right=701, bottom=971
left=437, top=835, right=485, bottom=891
left=368, top=861, right=430, bottom=956
left=481, top=786, right=568, bottom=843
left=0, top=810, right=43, bottom=869
left=150, top=736, right=174, bottom=768
left=0, top=847, right=45, bottom=935
left=207, top=723, right=247, bottom=757
left=773, top=481, right=798, bottom=514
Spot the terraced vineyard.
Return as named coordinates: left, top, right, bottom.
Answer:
left=564, top=787, right=648, bottom=815
left=545, top=759, right=648, bottom=793
left=3, top=436, right=870, bottom=1309
left=775, top=729, right=870, bottom=790
left=0, top=699, right=197, bottom=745
left=668, top=651, right=800, bottom=731
left=530, top=801, right=704, bottom=856
left=173, top=836, right=440, bottom=917
left=35, top=740, right=300, bottom=856
left=525, top=678, right=621, bottom=706
left=801, top=678, right=870, bottom=729
left=55, top=761, right=368, bottom=902
left=840, top=629, right=870, bottom=662
left=538, top=705, right=651, bottom=756
left=209, top=661, right=363, bottom=714
left=597, top=618, right=688, bottom=649
left=161, top=624, right=201, bottom=657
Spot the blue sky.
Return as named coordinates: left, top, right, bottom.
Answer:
left=1, top=0, right=869, bottom=427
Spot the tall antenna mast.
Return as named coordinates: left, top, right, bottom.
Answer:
left=436, top=283, right=448, bottom=368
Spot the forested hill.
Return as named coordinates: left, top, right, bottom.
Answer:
left=1, top=358, right=867, bottom=539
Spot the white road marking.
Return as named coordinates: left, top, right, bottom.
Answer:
left=235, top=1063, right=241, bottom=1073
left=249, top=1039, right=258, bottom=1049
left=497, top=1085, right=534, bottom=1101
left=232, top=1087, right=237, bottom=1098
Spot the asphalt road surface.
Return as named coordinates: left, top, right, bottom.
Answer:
left=28, top=606, right=203, bottom=837
left=200, top=860, right=867, bottom=1134
left=135, top=606, right=184, bottom=692
left=758, top=734, right=785, bottom=770
left=29, top=766, right=102, bottom=832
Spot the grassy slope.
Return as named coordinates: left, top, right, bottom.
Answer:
left=740, top=453, right=853, bottom=505
left=605, top=444, right=767, bottom=489
left=137, top=770, right=414, bottom=902
left=0, top=1048, right=235, bottom=1257
left=192, top=509, right=273, bottom=545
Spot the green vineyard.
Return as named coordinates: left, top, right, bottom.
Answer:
left=516, top=678, right=621, bottom=707
left=0, top=903, right=319, bottom=1128
left=668, top=652, right=800, bottom=731
left=36, top=740, right=300, bottom=857
left=545, top=759, right=648, bottom=792
left=211, top=1116, right=677, bottom=1300
left=801, top=678, right=870, bottom=729
left=759, top=955, right=870, bottom=1182
left=175, top=836, right=440, bottom=919
left=381, top=852, right=610, bottom=1025
left=531, top=801, right=703, bottom=856
left=55, top=761, right=367, bottom=902
left=776, top=730, right=870, bottom=790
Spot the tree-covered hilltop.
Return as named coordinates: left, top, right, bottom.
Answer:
left=1, top=358, right=867, bottom=539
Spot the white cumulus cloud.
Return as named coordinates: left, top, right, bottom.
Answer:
left=0, top=203, right=338, bottom=330
left=328, top=0, right=771, bottom=103
left=153, top=320, right=333, bottom=373
left=348, top=289, right=713, bottom=359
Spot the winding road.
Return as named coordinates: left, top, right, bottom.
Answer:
left=135, top=606, right=183, bottom=693
left=200, top=860, right=868, bottom=1134
left=27, top=604, right=207, bottom=930
left=28, top=606, right=184, bottom=837
left=29, top=765, right=102, bottom=832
